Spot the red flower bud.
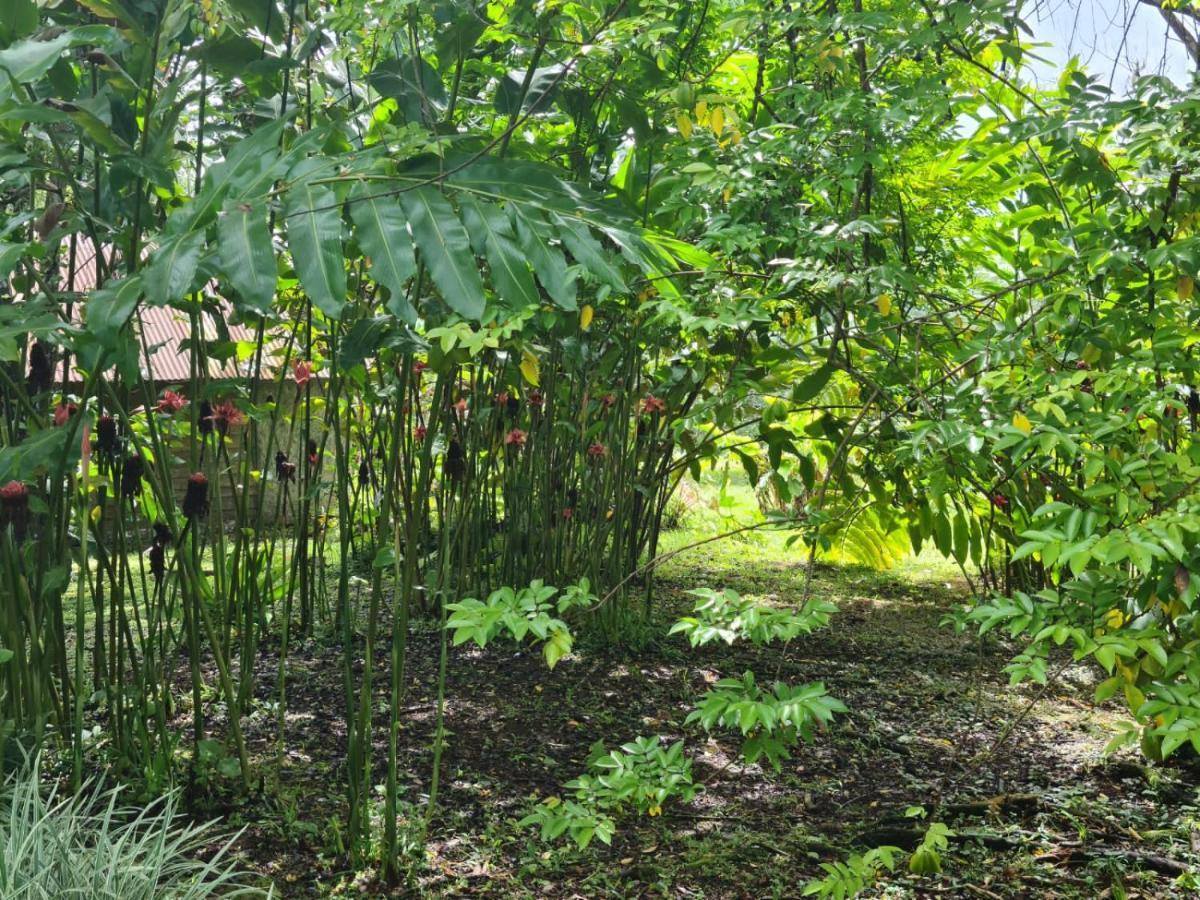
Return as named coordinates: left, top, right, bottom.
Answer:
left=182, top=472, right=209, bottom=519
left=120, top=455, right=145, bottom=498
left=95, top=415, right=119, bottom=455
left=148, top=542, right=166, bottom=580
left=0, top=480, right=31, bottom=542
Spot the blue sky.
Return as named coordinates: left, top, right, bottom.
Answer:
left=1024, top=0, right=1195, bottom=91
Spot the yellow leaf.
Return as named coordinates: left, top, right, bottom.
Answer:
left=1178, top=275, right=1194, bottom=301
left=1012, top=412, right=1033, bottom=435
left=675, top=111, right=692, bottom=139
left=877, top=293, right=892, bottom=316
left=729, top=127, right=742, bottom=145
left=580, top=304, right=594, bottom=331
left=1104, top=608, right=1126, bottom=629
left=647, top=804, right=662, bottom=817
left=694, top=99, right=708, bottom=122
left=710, top=105, right=725, bottom=135
left=722, top=186, right=732, bottom=204
left=520, top=350, right=540, bottom=386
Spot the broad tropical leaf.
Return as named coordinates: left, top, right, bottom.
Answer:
left=510, top=208, right=576, bottom=310
left=461, top=197, right=539, bottom=310
left=286, top=179, right=347, bottom=319
left=144, top=230, right=206, bottom=307
left=399, top=186, right=484, bottom=320
left=349, top=184, right=418, bottom=323
left=218, top=200, right=276, bottom=315
left=0, top=26, right=115, bottom=102
left=87, top=275, right=142, bottom=347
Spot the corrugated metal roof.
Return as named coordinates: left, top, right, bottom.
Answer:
left=46, top=238, right=292, bottom=384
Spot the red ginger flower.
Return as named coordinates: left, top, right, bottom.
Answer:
left=599, top=394, right=617, bottom=411
left=587, top=442, right=608, bottom=460
left=414, top=425, right=428, bottom=442
left=0, top=481, right=29, bottom=503
left=209, top=400, right=243, bottom=434
left=293, top=360, right=313, bottom=386
left=156, top=390, right=187, bottom=415
left=53, top=401, right=77, bottom=427
left=504, top=428, right=527, bottom=448
left=640, top=394, right=666, bottom=415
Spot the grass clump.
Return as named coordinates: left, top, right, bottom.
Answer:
left=0, top=758, right=267, bottom=899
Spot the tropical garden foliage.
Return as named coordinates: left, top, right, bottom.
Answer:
left=2, top=0, right=1200, bottom=893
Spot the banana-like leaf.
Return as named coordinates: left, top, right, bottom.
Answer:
left=286, top=179, right=347, bottom=319
left=399, top=186, right=483, bottom=320
left=144, top=230, right=206, bottom=307
left=349, top=184, right=418, bottom=323
left=218, top=200, right=276, bottom=315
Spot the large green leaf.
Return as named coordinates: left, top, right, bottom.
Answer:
left=369, top=56, right=446, bottom=122
left=218, top=200, right=277, bottom=315
left=399, top=186, right=484, bottom=320
left=87, top=276, right=142, bottom=347
left=510, top=208, right=576, bottom=310
left=494, top=63, right=565, bottom=116
left=554, top=215, right=624, bottom=291
left=176, top=119, right=289, bottom=233
left=401, top=156, right=694, bottom=298
left=461, top=198, right=539, bottom=310
left=144, top=230, right=206, bottom=307
left=0, top=0, right=38, bottom=47
left=286, top=179, right=347, bottom=319
left=349, top=184, right=418, bottom=323
left=0, top=241, right=26, bottom=281
left=0, top=26, right=115, bottom=103
left=0, top=296, right=63, bottom=361
left=0, top=426, right=80, bottom=484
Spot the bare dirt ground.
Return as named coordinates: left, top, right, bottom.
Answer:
left=183, top=537, right=1200, bottom=898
